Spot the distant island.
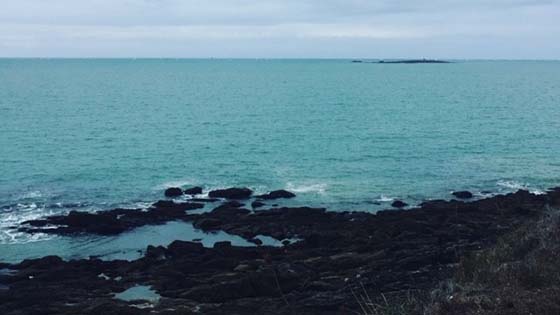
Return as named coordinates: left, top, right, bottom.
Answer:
left=352, top=59, right=450, bottom=64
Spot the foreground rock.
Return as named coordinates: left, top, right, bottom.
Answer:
left=3, top=188, right=559, bottom=314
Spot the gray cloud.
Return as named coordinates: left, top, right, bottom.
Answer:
left=0, top=0, right=558, bottom=58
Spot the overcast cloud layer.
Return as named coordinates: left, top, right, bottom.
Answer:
left=1, top=0, right=559, bottom=58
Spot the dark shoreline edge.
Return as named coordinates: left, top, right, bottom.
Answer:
left=1, top=187, right=559, bottom=314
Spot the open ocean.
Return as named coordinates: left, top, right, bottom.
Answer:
left=1, top=59, right=559, bottom=262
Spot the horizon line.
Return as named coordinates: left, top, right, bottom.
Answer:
left=0, top=57, right=559, bottom=61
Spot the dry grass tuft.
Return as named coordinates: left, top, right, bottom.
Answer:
left=431, top=206, right=560, bottom=315
left=355, top=207, right=560, bottom=315
left=351, top=286, right=428, bottom=315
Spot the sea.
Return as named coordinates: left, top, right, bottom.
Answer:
left=1, top=59, right=559, bottom=263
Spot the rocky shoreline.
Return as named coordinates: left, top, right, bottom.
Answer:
left=1, top=187, right=559, bottom=314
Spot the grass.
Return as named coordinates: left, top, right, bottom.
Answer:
left=351, top=288, right=426, bottom=315
left=355, top=207, right=560, bottom=315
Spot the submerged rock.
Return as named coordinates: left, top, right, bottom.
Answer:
left=208, top=187, right=253, bottom=199
left=164, top=187, right=184, bottom=197
left=255, top=190, right=296, bottom=200
left=452, top=191, right=474, bottom=199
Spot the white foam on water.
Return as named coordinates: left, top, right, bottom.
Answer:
left=19, top=191, right=43, bottom=199
left=247, top=184, right=272, bottom=196
left=154, top=179, right=196, bottom=190
left=497, top=180, right=545, bottom=195
left=0, top=203, right=57, bottom=244
left=285, top=182, right=327, bottom=195
left=132, top=201, right=153, bottom=209
left=375, top=195, right=395, bottom=202
left=474, top=191, right=497, bottom=198
left=497, top=180, right=527, bottom=190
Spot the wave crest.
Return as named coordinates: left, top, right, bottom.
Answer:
left=285, top=182, right=327, bottom=194
left=0, top=203, right=57, bottom=244
left=497, top=180, right=545, bottom=195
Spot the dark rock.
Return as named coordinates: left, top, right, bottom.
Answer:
left=152, top=200, right=204, bottom=211
left=233, top=264, right=252, bottom=272
left=40, top=211, right=127, bottom=235
left=213, top=241, right=232, bottom=250
left=255, top=190, right=296, bottom=200
left=221, top=200, right=244, bottom=208
left=146, top=245, right=167, bottom=260
left=208, top=187, right=253, bottom=199
left=190, top=198, right=220, bottom=203
left=391, top=200, right=408, bottom=208
left=167, top=240, right=204, bottom=256
left=184, top=186, right=203, bottom=195
left=164, top=187, right=184, bottom=197
left=18, top=255, right=64, bottom=269
left=19, top=202, right=204, bottom=236
left=9, top=186, right=560, bottom=315
left=452, top=191, right=474, bottom=199
left=248, top=238, right=263, bottom=246
left=251, top=201, right=265, bottom=208
left=193, top=218, right=223, bottom=230
left=211, top=203, right=251, bottom=216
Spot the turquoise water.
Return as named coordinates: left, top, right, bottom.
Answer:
left=114, top=285, right=161, bottom=303
left=1, top=59, right=560, bottom=261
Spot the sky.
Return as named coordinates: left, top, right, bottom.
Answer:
left=0, top=0, right=559, bottom=58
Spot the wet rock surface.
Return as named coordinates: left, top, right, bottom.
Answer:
left=251, top=201, right=265, bottom=209
left=208, top=187, right=253, bottom=199
left=3, top=188, right=560, bottom=314
left=164, top=187, right=184, bottom=197
left=255, top=190, right=296, bottom=200
left=391, top=200, right=408, bottom=208
left=19, top=200, right=204, bottom=235
left=184, top=186, right=203, bottom=195
left=452, top=191, right=474, bottom=199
